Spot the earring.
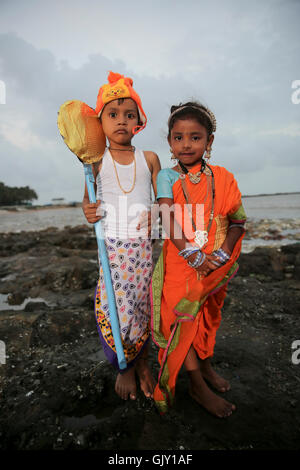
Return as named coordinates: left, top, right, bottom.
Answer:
left=205, top=148, right=212, bottom=160
left=170, top=148, right=177, bottom=161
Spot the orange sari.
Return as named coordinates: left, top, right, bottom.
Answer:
left=151, top=165, right=246, bottom=413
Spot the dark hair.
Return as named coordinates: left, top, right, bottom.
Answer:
left=168, top=101, right=214, bottom=138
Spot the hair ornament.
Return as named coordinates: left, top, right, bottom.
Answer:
left=168, top=104, right=217, bottom=133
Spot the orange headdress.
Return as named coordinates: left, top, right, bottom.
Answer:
left=95, top=71, right=147, bottom=135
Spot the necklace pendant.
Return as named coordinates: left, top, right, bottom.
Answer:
left=194, top=230, right=208, bottom=249
left=188, top=172, right=201, bottom=184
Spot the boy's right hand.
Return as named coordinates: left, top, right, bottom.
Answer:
left=82, top=201, right=102, bottom=224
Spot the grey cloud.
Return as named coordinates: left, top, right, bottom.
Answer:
left=0, top=2, right=299, bottom=205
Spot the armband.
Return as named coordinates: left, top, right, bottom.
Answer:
left=228, top=223, right=245, bottom=231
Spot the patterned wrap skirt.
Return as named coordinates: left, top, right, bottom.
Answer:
left=94, top=237, right=153, bottom=372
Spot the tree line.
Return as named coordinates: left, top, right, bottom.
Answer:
left=0, top=182, right=38, bottom=205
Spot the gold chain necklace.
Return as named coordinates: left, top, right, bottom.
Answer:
left=108, top=145, right=136, bottom=152
left=109, top=148, right=136, bottom=194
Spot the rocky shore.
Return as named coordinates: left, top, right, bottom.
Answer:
left=0, top=225, right=300, bottom=450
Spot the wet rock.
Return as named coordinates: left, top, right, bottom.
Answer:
left=245, top=219, right=300, bottom=244
left=238, top=243, right=300, bottom=281
left=7, top=292, right=26, bottom=305
left=0, top=226, right=97, bottom=257
left=24, top=301, right=50, bottom=312
left=1, top=225, right=300, bottom=450
left=295, top=255, right=300, bottom=280
left=29, top=308, right=95, bottom=347
left=238, top=247, right=284, bottom=280
left=40, top=258, right=98, bottom=292
left=0, top=310, right=41, bottom=350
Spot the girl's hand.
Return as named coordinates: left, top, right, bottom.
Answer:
left=195, top=254, right=222, bottom=277
left=82, top=201, right=102, bottom=224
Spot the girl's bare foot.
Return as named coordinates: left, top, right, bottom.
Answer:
left=188, top=369, right=236, bottom=418
left=200, top=357, right=230, bottom=393
left=115, top=368, right=137, bottom=400
left=136, top=358, right=156, bottom=398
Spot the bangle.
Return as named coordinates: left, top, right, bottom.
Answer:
left=210, top=258, right=222, bottom=267
left=196, top=252, right=206, bottom=268
left=188, top=251, right=202, bottom=268
left=188, top=251, right=206, bottom=268
left=212, top=248, right=230, bottom=264
left=178, top=246, right=200, bottom=259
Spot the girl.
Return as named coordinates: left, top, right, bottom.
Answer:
left=82, top=72, right=161, bottom=401
left=151, top=101, right=246, bottom=417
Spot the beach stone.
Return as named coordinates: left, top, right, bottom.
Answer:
left=238, top=247, right=285, bottom=280
left=1, top=224, right=300, bottom=451
left=281, top=244, right=300, bottom=256
left=24, top=301, right=50, bottom=312
left=38, top=257, right=98, bottom=292
left=294, top=253, right=300, bottom=280
left=29, top=308, right=95, bottom=347
left=7, top=292, right=26, bottom=306
left=0, top=311, right=42, bottom=350
left=281, top=244, right=300, bottom=280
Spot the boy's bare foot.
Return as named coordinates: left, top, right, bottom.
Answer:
left=188, top=369, right=236, bottom=418
left=115, top=368, right=137, bottom=400
left=136, top=358, right=156, bottom=398
left=200, top=357, right=230, bottom=393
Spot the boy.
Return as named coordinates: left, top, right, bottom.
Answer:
left=82, top=72, right=161, bottom=400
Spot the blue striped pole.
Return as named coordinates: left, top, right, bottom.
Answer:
left=84, top=164, right=127, bottom=370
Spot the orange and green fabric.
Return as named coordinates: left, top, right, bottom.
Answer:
left=151, top=164, right=246, bottom=413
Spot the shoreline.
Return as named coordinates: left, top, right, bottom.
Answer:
left=0, top=221, right=300, bottom=254
left=242, top=191, right=300, bottom=198
left=1, top=191, right=300, bottom=212
left=0, top=203, right=82, bottom=212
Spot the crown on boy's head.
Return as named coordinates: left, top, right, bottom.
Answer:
left=95, top=71, right=147, bottom=134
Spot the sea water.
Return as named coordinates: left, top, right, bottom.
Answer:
left=1, top=194, right=299, bottom=233
left=0, top=194, right=300, bottom=252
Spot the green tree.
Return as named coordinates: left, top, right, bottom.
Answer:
left=0, top=182, right=38, bottom=205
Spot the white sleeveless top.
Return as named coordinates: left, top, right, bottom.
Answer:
left=96, top=148, right=152, bottom=238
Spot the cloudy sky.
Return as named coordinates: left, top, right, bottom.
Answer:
left=0, top=0, right=299, bottom=204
